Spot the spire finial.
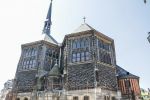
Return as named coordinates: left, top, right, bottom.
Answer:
left=83, top=16, right=86, bottom=23
left=42, top=0, right=53, bottom=35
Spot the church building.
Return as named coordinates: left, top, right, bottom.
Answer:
left=10, top=0, right=140, bottom=100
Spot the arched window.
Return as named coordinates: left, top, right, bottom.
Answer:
left=105, top=43, right=110, bottom=50
left=33, top=59, right=36, bottom=67
left=98, top=40, right=102, bottom=48
left=76, top=53, right=80, bottom=62
left=84, top=96, right=89, bottom=100
left=81, top=52, right=85, bottom=61
left=25, top=49, right=28, bottom=57
left=85, top=52, right=89, bottom=61
left=30, top=49, right=32, bottom=55
left=104, top=96, right=110, bottom=100
left=80, top=39, right=85, bottom=48
left=33, top=48, right=38, bottom=56
left=24, top=97, right=28, bottom=100
left=72, top=40, right=77, bottom=49
left=77, top=40, right=80, bottom=48
left=27, top=49, right=31, bottom=56
left=23, top=49, right=27, bottom=56
left=16, top=98, right=20, bottom=100
left=84, top=39, right=89, bottom=48
left=107, top=96, right=110, bottom=100
left=72, top=53, right=76, bottom=62
left=73, top=96, right=78, bottom=100
left=111, top=97, right=115, bottom=100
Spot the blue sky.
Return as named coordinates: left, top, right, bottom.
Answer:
left=0, top=0, right=149, bottom=90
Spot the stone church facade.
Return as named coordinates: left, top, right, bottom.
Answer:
left=9, top=0, right=141, bottom=100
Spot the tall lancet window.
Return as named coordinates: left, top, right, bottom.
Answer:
left=81, top=52, right=85, bottom=61
left=72, top=41, right=77, bottom=49
left=72, top=53, right=76, bottom=62
left=84, top=39, right=89, bottom=48
left=81, top=39, right=85, bottom=48
left=77, top=40, right=80, bottom=48
left=77, top=53, right=80, bottom=62
left=85, top=52, right=89, bottom=61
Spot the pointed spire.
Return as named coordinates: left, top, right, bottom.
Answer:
left=43, top=0, right=53, bottom=35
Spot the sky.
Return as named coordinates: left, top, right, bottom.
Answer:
left=0, top=0, right=150, bottom=91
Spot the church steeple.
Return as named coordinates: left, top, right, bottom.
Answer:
left=43, top=0, right=53, bottom=35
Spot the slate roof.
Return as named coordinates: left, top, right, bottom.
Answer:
left=48, top=63, right=61, bottom=76
left=72, top=23, right=95, bottom=33
left=116, top=65, right=139, bottom=79
left=40, top=34, right=58, bottom=45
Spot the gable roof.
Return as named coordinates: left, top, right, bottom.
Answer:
left=48, top=63, right=61, bottom=76
left=72, top=23, right=95, bottom=33
left=116, top=65, right=139, bottom=79
left=62, top=23, right=114, bottom=46
left=40, top=34, right=58, bottom=45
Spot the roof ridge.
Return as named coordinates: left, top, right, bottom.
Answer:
left=72, top=23, right=95, bottom=33
left=116, top=65, right=139, bottom=78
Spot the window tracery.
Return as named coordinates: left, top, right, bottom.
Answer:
left=72, top=40, right=77, bottom=49
left=71, top=38, right=90, bottom=63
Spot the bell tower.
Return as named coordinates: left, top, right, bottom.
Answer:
left=13, top=0, right=60, bottom=93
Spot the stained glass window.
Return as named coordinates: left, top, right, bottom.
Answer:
left=85, top=39, right=89, bottom=48
left=72, top=53, right=76, bottom=62
left=85, top=52, right=89, bottom=61
left=77, top=40, right=80, bottom=48
left=77, top=53, right=80, bottom=62
left=81, top=52, right=85, bottom=61
left=81, top=39, right=85, bottom=48
left=72, top=41, right=77, bottom=49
